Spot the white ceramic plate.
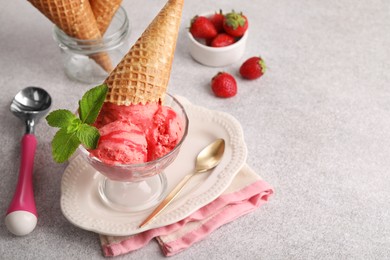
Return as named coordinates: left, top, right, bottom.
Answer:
left=61, top=103, right=247, bottom=236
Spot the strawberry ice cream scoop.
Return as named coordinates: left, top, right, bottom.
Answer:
left=147, top=106, right=184, bottom=161
left=94, top=102, right=159, bottom=130
left=90, top=120, right=148, bottom=164
left=91, top=102, right=184, bottom=165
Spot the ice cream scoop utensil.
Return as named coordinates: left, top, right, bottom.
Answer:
left=5, top=87, right=52, bottom=236
left=139, top=138, right=225, bottom=228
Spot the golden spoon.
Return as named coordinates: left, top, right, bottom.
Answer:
left=139, top=138, right=225, bottom=228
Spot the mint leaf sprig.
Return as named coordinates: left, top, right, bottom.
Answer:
left=46, top=84, right=108, bottom=163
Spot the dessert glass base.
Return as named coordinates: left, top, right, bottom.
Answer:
left=98, top=173, right=168, bottom=212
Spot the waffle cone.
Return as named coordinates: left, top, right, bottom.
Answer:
left=90, top=0, right=122, bottom=35
left=28, top=0, right=113, bottom=72
left=104, top=0, right=184, bottom=105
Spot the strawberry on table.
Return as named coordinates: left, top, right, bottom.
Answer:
left=190, top=15, right=218, bottom=39
left=223, top=11, right=248, bottom=37
left=211, top=72, right=237, bottom=98
left=210, top=33, right=235, bottom=47
left=239, top=56, right=266, bottom=80
left=209, top=10, right=225, bottom=33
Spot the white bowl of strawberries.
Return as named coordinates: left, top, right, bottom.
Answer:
left=188, top=10, right=249, bottom=67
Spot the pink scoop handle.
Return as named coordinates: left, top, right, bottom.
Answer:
left=7, top=134, right=37, bottom=217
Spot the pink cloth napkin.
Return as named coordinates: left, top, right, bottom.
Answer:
left=99, top=164, right=274, bottom=257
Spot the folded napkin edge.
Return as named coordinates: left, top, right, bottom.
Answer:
left=100, top=178, right=274, bottom=257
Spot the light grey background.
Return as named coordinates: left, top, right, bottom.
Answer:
left=1, top=0, right=389, bottom=259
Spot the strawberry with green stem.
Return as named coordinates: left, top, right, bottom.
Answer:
left=223, top=11, right=248, bottom=37
left=239, top=56, right=266, bottom=80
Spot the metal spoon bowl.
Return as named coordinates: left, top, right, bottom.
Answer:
left=195, top=139, right=225, bottom=172
left=139, top=138, right=225, bottom=228
left=10, top=87, right=52, bottom=134
left=5, top=86, right=52, bottom=236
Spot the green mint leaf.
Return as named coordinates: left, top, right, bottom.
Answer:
left=51, top=128, right=81, bottom=163
left=46, top=109, right=78, bottom=128
left=66, top=118, right=82, bottom=133
left=79, top=84, right=108, bottom=125
left=76, top=124, right=100, bottom=149
left=47, top=84, right=108, bottom=163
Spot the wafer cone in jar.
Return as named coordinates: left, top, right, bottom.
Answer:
left=104, top=0, right=184, bottom=105
left=90, top=0, right=123, bottom=35
left=28, top=0, right=113, bottom=72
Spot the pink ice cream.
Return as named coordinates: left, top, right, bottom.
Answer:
left=90, top=102, right=184, bottom=165
left=90, top=120, right=147, bottom=164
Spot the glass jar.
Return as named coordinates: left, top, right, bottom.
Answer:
left=53, top=6, right=130, bottom=84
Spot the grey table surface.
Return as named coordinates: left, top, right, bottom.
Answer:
left=1, top=0, right=390, bottom=259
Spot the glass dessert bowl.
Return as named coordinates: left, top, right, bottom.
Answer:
left=77, top=94, right=189, bottom=212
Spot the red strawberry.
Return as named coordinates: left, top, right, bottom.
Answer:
left=239, top=56, right=266, bottom=80
left=211, top=72, right=237, bottom=98
left=223, top=11, right=248, bottom=37
left=209, top=10, right=225, bottom=33
left=210, top=33, right=235, bottom=47
left=190, top=16, right=218, bottom=39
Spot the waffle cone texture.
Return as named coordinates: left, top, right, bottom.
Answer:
left=90, top=0, right=122, bottom=35
left=28, top=0, right=113, bottom=72
left=104, top=0, right=184, bottom=105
